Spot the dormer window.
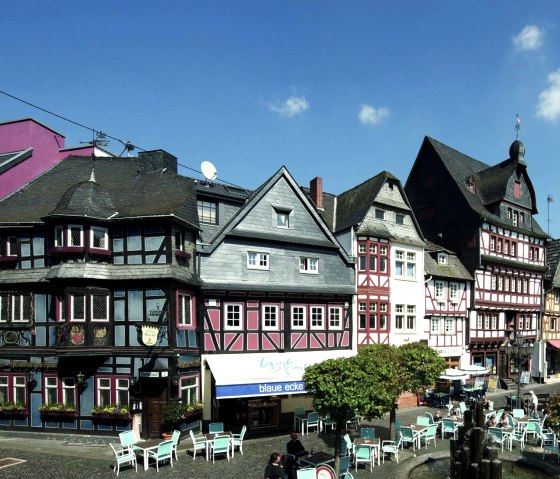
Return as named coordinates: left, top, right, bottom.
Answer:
left=437, top=253, right=448, bottom=264
left=53, top=225, right=84, bottom=248
left=275, top=208, right=291, bottom=228
left=69, top=225, right=83, bottom=247
left=375, top=209, right=385, bottom=220
left=395, top=213, right=405, bottom=225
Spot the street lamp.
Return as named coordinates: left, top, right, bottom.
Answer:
left=506, top=338, right=534, bottom=409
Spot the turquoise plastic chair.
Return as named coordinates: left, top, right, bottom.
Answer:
left=338, top=455, right=352, bottom=479
left=118, top=430, right=137, bottom=452
left=399, top=426, right=417, bottom=451
left=297, top=468, right=317, bottom=479
left=421, top=424, right=438, bottom=448
left=512, top=408, right=525, bottom=418
left=147, top=439, right=174, bottom=471
left=209, top=422, right=224, bottom=434
left=306, top=412, right=320, bottom=434
left=488, top=427, right=507, bottom=453
left=416, top=416, right=429, bottom=426
left=354, top=444, right=374, bottom=472
left=360, top=427, right=375, bottom=439
left=442, top=418, right=458, bottom=439
left=211, top=436, right=231, bottom=463
left=110, top=443, right=137, bottom=476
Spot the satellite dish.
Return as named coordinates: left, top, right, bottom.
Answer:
left=200, top=161, right=218, bottom=181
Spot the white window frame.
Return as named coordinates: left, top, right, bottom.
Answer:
left=95, top=376, right=130, bottom=408
left=300, top=257, right=319, bottom=274
left=70, top=293, right=86, bottom=322
left=435, top=281, right=445, bottom=301
left=0, top=374, right=27, bottom=407
left=54, top=226, right=64, bottom=247
left=247, top=252, right=269, bottom=270
left=491, top=314, right=498, bottom=330
left=310, top=306, right=324, bottom=329
left=179, top=375, right=200, bottom=405
left=224, top=303, right=243, bottom=330
left=406, top=305, right=415, bottom=330
left=276, top=210, right=290, bottom=229
left=444, top=317, right=454, bottom=335
left=11, top=294, right=32, bottom=323
left=431, top=317, right=443, bottom=334
left=394, top=250, right=416, bottom=279
left=67, top=224, right=84, bottom=247
left=178, top=292, right=194, bottom=327
left=328, top=306, right=343, bottom=330
left=437, top=253, right=448, bottom=264
left=449, top=283, right=459, bottom=302
left=395, top=304, right=404, bottom=331
left=291, top=305, right=306, bottom=330
left=261, top=304, right=279, bottom=331
left=90, top=226, right=108, bottom=250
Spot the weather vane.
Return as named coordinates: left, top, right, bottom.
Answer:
left=515, top=114, right=521, bottom=139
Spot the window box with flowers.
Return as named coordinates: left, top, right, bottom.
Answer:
left=0, top=401, right=28, bottom=417
left=39, top=403, right=78, bottom=418
left=91, top=404, right=131, bottom=421
left=183, top=401, right=204, bottom=419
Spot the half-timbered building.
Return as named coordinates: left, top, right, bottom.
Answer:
left=424, top=241, right=472, bottom=368
left=0, top=149, right=202, bottom=438
left=197, top=167, right=355, bottom=433
left=544, top=239, right=560, bottom=379
left=309, top=171, right=426, bottom=348
left=405, top=136, right=547, bottom=379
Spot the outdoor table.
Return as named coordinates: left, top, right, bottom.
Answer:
left=299, top=451, right=335, bottom=468
left=294, top=414, right=307, bottom=436
left=205, top=431, right=233, bottom=460
left=501, top=426, right=514, bottom=450
left=409, top=424, right=427, bottom=448
left=353, top=437, right=381, bottom=465
left=132, top=439, right=163, bottom=471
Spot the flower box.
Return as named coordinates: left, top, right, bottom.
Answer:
left=183, top=410, right=202, bottom=420
left=40, top=410, right=77, bottom=418
left=0, top=408, right=28, bottom=417
left=92, top=412, right=131, bottom=421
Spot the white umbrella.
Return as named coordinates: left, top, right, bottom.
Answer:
left=439, top=369, right=469, bottom=381
left=459, top=365, right=489, bottom=375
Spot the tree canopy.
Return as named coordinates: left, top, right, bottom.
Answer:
left=302, top=342, right=446, bottom=470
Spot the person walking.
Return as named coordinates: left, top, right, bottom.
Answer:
left=529, top=390, right=539, bottom=418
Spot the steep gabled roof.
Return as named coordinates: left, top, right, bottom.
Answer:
left=546, top=239, right=560, bottom=286
left=200, top=166, right=353, bottom=263
left=334, top=171, right=396, bottom=233
left=0, top=156, right=199, bottom=230
left=423, top=137, right=546, bottom=238
left=424, top=240, right=473, bottom=281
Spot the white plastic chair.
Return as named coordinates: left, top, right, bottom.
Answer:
left=509, top=427, right=526, bottom=451
left=171, top=430, right=180, bottom=461
left=188, top=429, right=207, bottom=460
left=110, top=443, right=137, bottom=476
left=381, top=436, right=401, bottom=464
left=232, top=425, right=247, bottom=456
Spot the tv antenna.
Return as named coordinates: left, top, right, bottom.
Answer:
left=548, top=194, right=554, bottom=235
left=200, top=161, right=218, bottom=182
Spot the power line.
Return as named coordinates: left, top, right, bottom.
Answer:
left=0, top=89, right=246, bottom=190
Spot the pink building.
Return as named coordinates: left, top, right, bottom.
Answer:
left=0, top=118, right=113, bottom=199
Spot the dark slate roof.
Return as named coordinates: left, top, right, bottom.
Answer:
left=194, top=180, right=251, bottom=202
left=0, top=156, right=199, bottom=230
left=0, top=148, right=33, bottom=175
left=201, top=281, right=355, bottom=295
left=546, top=239, right=560, bottom=285
left=334, top=171, right=394, bottom=233
left=424, top=240, right=473, bottom=280
left=426, top=137, right=546, bottom=238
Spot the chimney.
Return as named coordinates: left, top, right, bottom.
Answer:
left=137, top=150, right=178, bottom=174
left=310, top=177, right=323, bottom=210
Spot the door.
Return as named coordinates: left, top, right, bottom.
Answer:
left=143, top=379, right=169, bottom=439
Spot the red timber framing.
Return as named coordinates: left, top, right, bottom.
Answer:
left=356, top=236, right=391, bottom=346
left=200, top=292, right=352, bottom=353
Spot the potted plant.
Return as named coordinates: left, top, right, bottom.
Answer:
left=39, top=403, right=77, bottom=417
left=161, top=399, right=184, bottom=439
left=91, top=404, right=130, bottom=420
left=0, top=401, right=27, bottom=416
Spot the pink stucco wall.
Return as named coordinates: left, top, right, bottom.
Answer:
left=0, top=118, right=95, bottom=200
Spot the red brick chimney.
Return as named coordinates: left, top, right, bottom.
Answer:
left=310, top=177, right=323, bottom=209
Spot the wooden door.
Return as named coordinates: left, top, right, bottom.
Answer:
left=143, top=379, right=168, bottom=439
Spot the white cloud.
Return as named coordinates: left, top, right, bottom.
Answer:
left=268, top=95, right=309, bottom=117
left=536, top=69, right=560, bottom=121
left=358, top=104, right=390, bottom=125
left=512, top=25, right=544, bottom=51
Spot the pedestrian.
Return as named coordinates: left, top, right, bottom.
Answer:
left=529, top=390, right=539, bottom=418
left=286, top=431, right=308, bottom=459
left=264, top=452, right=285, bottom=479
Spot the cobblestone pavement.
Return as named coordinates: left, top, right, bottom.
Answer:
left=2, top=382, right=560, bottom=479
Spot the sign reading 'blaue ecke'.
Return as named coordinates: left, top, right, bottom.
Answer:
left=216, top=381, right=306, bottom=398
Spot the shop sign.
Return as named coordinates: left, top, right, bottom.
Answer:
left=140, top=324, right=159, bottom=347
left=435, top=346, right=463, bottom=357
left=216, top=381, right=306, bottom=399
left=139, top=371, right=169, bottom=378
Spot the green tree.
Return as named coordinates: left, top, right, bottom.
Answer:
left=302, top=342, right=446, bottom=473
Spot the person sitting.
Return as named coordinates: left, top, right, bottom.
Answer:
left=434, top=410, right=442, bottom=422
left=286, top=431, right=308, bottom=459
left=264, top=452, right=285, bottom=479
left=498, top=411, right=509, bottom=428
left=486, top=415, right=496, bottom=428
left=482, top=396, right=490, bottom=410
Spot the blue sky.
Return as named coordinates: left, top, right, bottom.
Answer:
left=2, top=1, right=560, bottom=236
